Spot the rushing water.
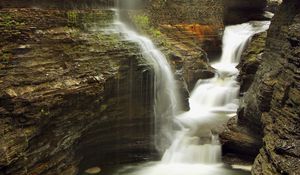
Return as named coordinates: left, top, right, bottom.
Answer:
left=108, top=1, right=182, bottom=154
left=108, top=1, right=270, bottom=174
left=161, top=21, right=271, bottom=166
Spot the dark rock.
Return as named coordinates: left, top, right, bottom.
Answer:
left=266, top=0, right=283, bottom=13
left=220, top=116, right=262, bottom=162
left=0, top=8, right=155, bottom=175
left=237, top=32, right=267, bottom=94
left=0, top=0, right=114, bottom=9
left=149, top=0, right=224, bottom=25
left=229, top=0, right=300, bottom=174
left=223, top=0, right=267, bottom=25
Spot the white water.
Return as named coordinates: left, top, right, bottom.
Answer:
left=107, top=3, right=181, bottom=154
left=160, top=21, right=271, bottom=167
left=112, top=20, right=270, bottom=175
left=110, top=1, right=270, bottom=174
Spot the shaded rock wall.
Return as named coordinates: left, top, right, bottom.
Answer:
left=221, top=0, right=300, bottom=173
left=220, top=32, right=268, bottom=162
left=266, top=0, right=283, bottom=13
left=77, top=47, right=156, bottom=173
left=223, top=0, right=267, bottom=25
left=249, top=0, right=300, bottom=173
left=238, top=32, right=268, bottom=94
left=0, top=0, right=114, bottom=9
left=0, top=8, right=155, bottom=175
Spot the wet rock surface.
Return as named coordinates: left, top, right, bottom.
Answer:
left=238, top=32, right=268, bottom=94
left=250, top=0, right=300, bottom=173
left=0, top=8, right=155, bottom=175
left=266, top=0, right=282, bottom=13
left=221, top=116, right=263, bottom=163
left=126, top=6, right=222, bottom=109
left=222, top=0, right=300, bottom=174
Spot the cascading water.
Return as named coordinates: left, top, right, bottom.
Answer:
left=110, top=1, right=270, bottom=174
left=160, top=21, right=271, bottom=168
left=108, top=0, right=181, bottom=154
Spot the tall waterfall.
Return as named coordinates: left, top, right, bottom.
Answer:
left=111, top=1, right=271, bottom=174
left=113, top=18, right=270, bottom=175
left=110, top=0, right=181, bottom=154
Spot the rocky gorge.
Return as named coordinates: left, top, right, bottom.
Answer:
left=0, top=0, right=299, bottom=175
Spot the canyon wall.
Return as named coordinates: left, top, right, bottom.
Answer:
left=0, top=8, right=155, bottom=175
left=0, top=0, right=113, bottom=8
left=2, top=0, right=298, bottom=174
left=249, top=0, right=300, bottom=173
left=222, top=0, right=300, bottom=174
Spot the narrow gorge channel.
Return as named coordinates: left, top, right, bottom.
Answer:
left=107, top=1, right=271, bottom=175
left=1, top=0, right=299, bottom=175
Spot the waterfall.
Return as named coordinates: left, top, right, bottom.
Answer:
left=161, top=21, right=271, bottom=166
left=109, top=0, right=181, bottom=154
left=110, top=1, right=271, bottom=174
left=113, top=20, right=270, bottom=175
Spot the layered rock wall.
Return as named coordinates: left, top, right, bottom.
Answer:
left=149, top=0, right=223, bottom=25
left=0, top=8, right=155, bottom=175
left=222, top=0, right=300, bottom=173
left=223, top=0, right=267, bottom=25
left=249, top=0, right=300, bottom=173
left=0, top=0, right=114, bottom=9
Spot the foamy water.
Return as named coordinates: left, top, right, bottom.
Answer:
left=110, top=1, right=270, bottom=174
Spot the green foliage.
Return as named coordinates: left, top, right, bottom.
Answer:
left=0, top=51, right=12, bottom=63
left=95, top=33, right=119, bottom=45
left=100, top=104, right=108, bottom=112
left=132, top=14, right=162, bottom=38
left=67, top=11, right=78, bottom=26
left=153, top=0, right=168, bottom=8
left=0, top=13, right=25, bottom=28
left=149, top=28, right=162, bottom=38
left=132, top=15, right=150, bottom=30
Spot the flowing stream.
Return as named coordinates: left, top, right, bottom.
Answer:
left=109, top=1, right=270, bottom=175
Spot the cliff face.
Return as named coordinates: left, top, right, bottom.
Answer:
left=222, top=0, right=300, bottom=173
left=0, top=0, right=114, bottom=8
left=149, top=0, right=223, bottom=25
left=223, top=0, right=267, bottom=25
left=0, top=8, right=155, bottom=175
left=249, top=0, right=300, bottom=174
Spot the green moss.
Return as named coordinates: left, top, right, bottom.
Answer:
left=132, top=15, right=150, bottom=29
left=67, top=11, right=78, bottom=27
left=131, top=14, right=165, bottom=41
left=100, top=104, right=108, bottom=112
left=0, top=50, right=12, bottom=63
left=40, top=108, right=50, bottom=116
left=0, top=13, right=25, bottom=28
left=95, top=33, right=119, bottom=46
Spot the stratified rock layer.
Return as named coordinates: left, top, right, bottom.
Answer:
left=220, top=31, right=268, bottom=163
left=231, top=0, right=300, bottom=174
left=250, top=0, right=300, bottom=173
left=0, top=8, right=155, bottom=175
left=149, top=0, right=223, bottom=25
left=223, top=0, right=267, bottom=25
left=0, top=0, right=114, bottom=8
